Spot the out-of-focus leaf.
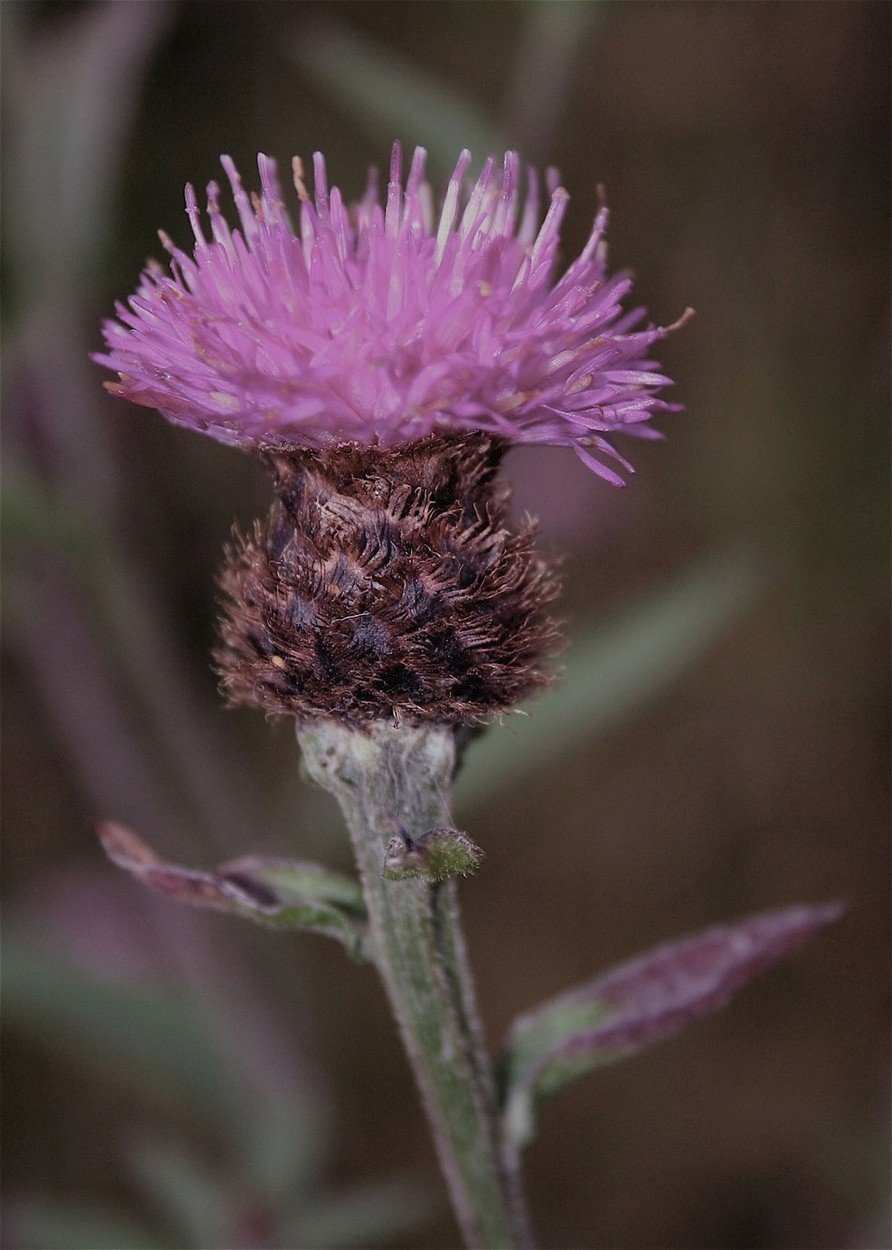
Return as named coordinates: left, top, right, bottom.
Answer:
left=99, top=822, right=370, bottom=959
left=3, top=0, right=174, bottom=295
left=293, top=1176, right=435, bottom=1248
left=291, top=17, right=506, bottom=174
left=6, top=931, right=328, bottom=1205
left=129, top=1138, right=226, bottom=1248
left=498, top=902, right=844, bottom=1151
left=503, top=0, right=605, bottom=161
left=456, top=549, right=762, bottom=811
left=0, top=469, right=99, bottom=567
left=10, top=1200, right=166, bottom=1250
left=3, top=935, right=237, bottom=1129
left=240, top=1097, right=320, bottom=1203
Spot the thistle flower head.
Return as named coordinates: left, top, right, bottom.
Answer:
left=96, top=143, right=688, bottom=484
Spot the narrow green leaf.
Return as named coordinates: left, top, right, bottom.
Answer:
left=3, top=935, right=237, bottom=1129
left=10, top=1200, right=166, bottom=1250
left=99, top=822, right=370, bottom=959
left=0, top=468, right=104, bottom=568
left=503, top=0, right=607, bottom=160
left=498, top=903, right=844, bottom=1151
left=290, top=18, right=506, bottom=174
left=129, top=1139, right=226, bottom=1248
left=239, top=1095, right=322, bottom=1203
left=4, top=0, right=173, bottom=291
left=5, top=935, right=326, bottom=1210
left=294, top=1176, right=435, bottom=1248
left=227, top=853, right=366, bottom=916
left=456, top=549, right=762, bottom=811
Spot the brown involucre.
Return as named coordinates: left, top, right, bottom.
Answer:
left=215, top=433, right=561, bottom=726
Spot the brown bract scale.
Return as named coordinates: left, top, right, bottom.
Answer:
left=215, top=433, right=561, bottom=726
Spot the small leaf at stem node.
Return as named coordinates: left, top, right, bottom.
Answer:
left=97, top=821, right=370, bottom=959
left=382, top=826, right=483, bottom=882
left=498, top=901, right=845, bottom=1151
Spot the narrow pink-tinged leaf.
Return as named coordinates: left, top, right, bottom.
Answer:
left=500, top=903, right=844, bottom=1149
left=98, top=822, right=369, bottom=959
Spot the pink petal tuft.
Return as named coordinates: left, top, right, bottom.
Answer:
left=94, top=145, right=689, bottom=481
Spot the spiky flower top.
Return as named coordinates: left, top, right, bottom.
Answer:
left=96, top=143, right=687, bottom=486
left=97, top=144, right=688, bottom=725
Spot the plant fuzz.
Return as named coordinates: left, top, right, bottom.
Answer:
left=215, top=433, right=560, bottom=726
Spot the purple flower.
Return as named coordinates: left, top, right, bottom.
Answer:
left=96, top=144, right=689, bottom=484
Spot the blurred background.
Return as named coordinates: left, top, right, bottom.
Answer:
left=2, top=2, right=889, bottom=1248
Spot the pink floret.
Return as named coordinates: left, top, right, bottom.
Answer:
left=95, top=143, right=690, bottom=483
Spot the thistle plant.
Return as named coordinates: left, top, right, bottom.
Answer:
left=95, top=144, right=840, bottom=1249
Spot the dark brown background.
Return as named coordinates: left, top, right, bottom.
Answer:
left=2, top=2, right=889, bottom=1248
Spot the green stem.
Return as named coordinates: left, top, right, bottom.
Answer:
left=299, top=720, right=533, bottom=1250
